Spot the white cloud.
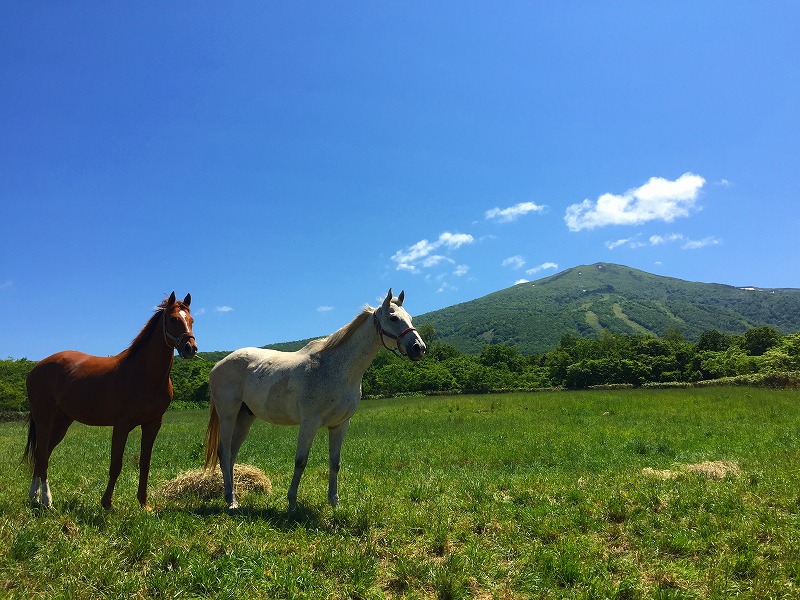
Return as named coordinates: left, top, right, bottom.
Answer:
left=453, top=264, right=469, bottom=277
left=606, top=232, right=721, bottom=251
left=215, top=306, right=234, bottom=313
left=502, top=255, right=526, bottom=269
left=421, top=255, right=454, bottom=268
left=391, top=232, right=475, bottom=272
left=514, top=278, right=530, bottom=285
left=317, top=305, right=334, bottom=312
left=565, top=173, right=706, bottom=231
left=605, top=236, right=645, bottom=250
left=525, top=262, right=559, bottom=275
left=682, top=236, right=721, bottom=250
left=649, top=234, right=684, bottom=246
left=486, top=201, right=546, bottom=223
left=439, top=232, right=474, bottom=248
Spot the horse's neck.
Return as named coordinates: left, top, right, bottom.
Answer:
left=327, top=316, right=382, bottom=382
left=121, top=316, right=174, bottom=385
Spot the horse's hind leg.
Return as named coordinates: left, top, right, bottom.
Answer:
left=36, top=412, right=74, bottom=507
left=216, top=410, right=242, bottom=509
left=327, top=419, right=350, bottom=508
left=26, top=417, right=43, bottom=504
left=29, top=410, right=71, bottom=507
left=101, top=425, right=131, bottom=510
left=218, top=406, right=256, bottom=510
left=230, top=407, right=256, bottom=469
left=288, top=417, right=321, bottom=511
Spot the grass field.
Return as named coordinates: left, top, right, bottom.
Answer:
left=1, top=387, right=800, bottom=598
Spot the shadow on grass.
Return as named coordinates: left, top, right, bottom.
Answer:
left=159, top=501, right=325, bottom=531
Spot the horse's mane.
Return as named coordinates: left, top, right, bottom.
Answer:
left=304, top=306, right=374, bottom=354
left=126, top=297, right=187, bottom=356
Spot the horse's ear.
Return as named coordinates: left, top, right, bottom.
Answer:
left=396, top=290, right=405, bottom=306
left=383, top=289, right=393, bottom=309
left=183, top=293, right=191, bottom=307
left=168, top=291, right=176, bottom=306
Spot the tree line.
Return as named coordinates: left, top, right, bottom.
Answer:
left=2, top=324, right=798, bottom=414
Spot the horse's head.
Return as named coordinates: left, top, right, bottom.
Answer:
left=163, top=292, right=198, bottom=359
left=373, top=288, right=427, bottom=361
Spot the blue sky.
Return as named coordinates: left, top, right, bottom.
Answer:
left=2, top=2, right=798, bottom=360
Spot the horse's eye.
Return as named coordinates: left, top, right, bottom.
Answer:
left=390, top=315, right=399, bottom=322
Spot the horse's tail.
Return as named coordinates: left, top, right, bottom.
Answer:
left=22, top=415, right=36, bottom=469
left=203, top=400, right=220, bottom=471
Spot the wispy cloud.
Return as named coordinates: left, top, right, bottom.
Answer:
left=453, top=264, right=469, bottom=277
left=392, top=232, right=474, bottom=273
left=649, top=234, right=685, bottom=246
left=605, top=236, right=646, bottom=250
left=606, top=233, right=721, bottom=251
left=514, top=278, right=530, bottom=285
left=681, top=236, right=721, bottom=250
left=525, top=262, right=559, bottom=275
left=215, top=306, right=234, bottom=313
left=486, top=201, right=546, bottom=223
left=502, top=255, right=526, bottom=269
left=565, top=173, right=706, bottom=231
left=317, top=305, right=334, bottom=312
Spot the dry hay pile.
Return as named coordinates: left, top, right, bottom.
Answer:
left=158, top=464, right=272, bottom=501
left=643, top=460, right=740, bottom=481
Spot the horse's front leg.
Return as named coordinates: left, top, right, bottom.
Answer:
left=137, top=420, right=163, bottom=510
left=101, top=425, right=131, bottom=509
left=327, top=420, right=350, bottom=508
left=288, top=417, right=321, bottom=511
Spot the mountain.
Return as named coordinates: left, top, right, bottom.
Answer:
left=413, top=263, right=800, bottom=354
left=208, top=262, right=800, bottom=361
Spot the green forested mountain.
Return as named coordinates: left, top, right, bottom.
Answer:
left=205, top=262, right=800, bottom=359
left=413, top=263, right=800, bottom=354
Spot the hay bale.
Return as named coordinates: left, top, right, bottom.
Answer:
left=642, top=460, right=740, bottom=481
left=158, top=464, right=271, bottom=501
left=642, top=467, right=680, bottom=480
left=683, top=460, right=740, bottom=480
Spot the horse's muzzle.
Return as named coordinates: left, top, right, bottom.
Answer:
left=179, top=339, right=198, bottom=359
left=408, top=340, right=426, bottom=361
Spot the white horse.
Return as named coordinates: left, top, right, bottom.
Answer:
left=204, top=289, right=426, bottom=510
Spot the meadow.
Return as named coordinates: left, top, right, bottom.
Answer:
left=1, top=387, right=799, bottom=598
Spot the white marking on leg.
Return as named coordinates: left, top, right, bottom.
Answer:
left=29, top=476, right=41, bottom=502
left=41, top=479, right=52, bottom=507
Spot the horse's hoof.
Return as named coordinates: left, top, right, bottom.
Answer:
left=227, top=501, right=239, bottom=511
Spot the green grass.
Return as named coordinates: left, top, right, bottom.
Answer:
left=2, top=387, right=800, bottom=598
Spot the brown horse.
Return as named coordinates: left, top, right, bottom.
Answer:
left=23, top=292, right=197, bottom=509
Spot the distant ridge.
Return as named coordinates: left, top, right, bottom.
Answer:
left=413, top=263, right=800, bottom=354
left=198, top=263, right=800, bottom=359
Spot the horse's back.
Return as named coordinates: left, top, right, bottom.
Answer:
left=210, top=347, right=309, bottom=424
left=26, top=351, right=123, bottom=423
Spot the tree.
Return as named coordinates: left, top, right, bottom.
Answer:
left=0, top=358, right=36, bottom=413
left=743, top=326, right=782, bottom=356
left=696, top=329, right=731, bottom=352
left=480, top=344, right=523, bottom=372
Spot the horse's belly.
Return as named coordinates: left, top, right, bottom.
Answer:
left=245, top=375, right=302, bottom=425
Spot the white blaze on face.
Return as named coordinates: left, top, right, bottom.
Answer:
left=179, top=310, right=189, bottom=330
